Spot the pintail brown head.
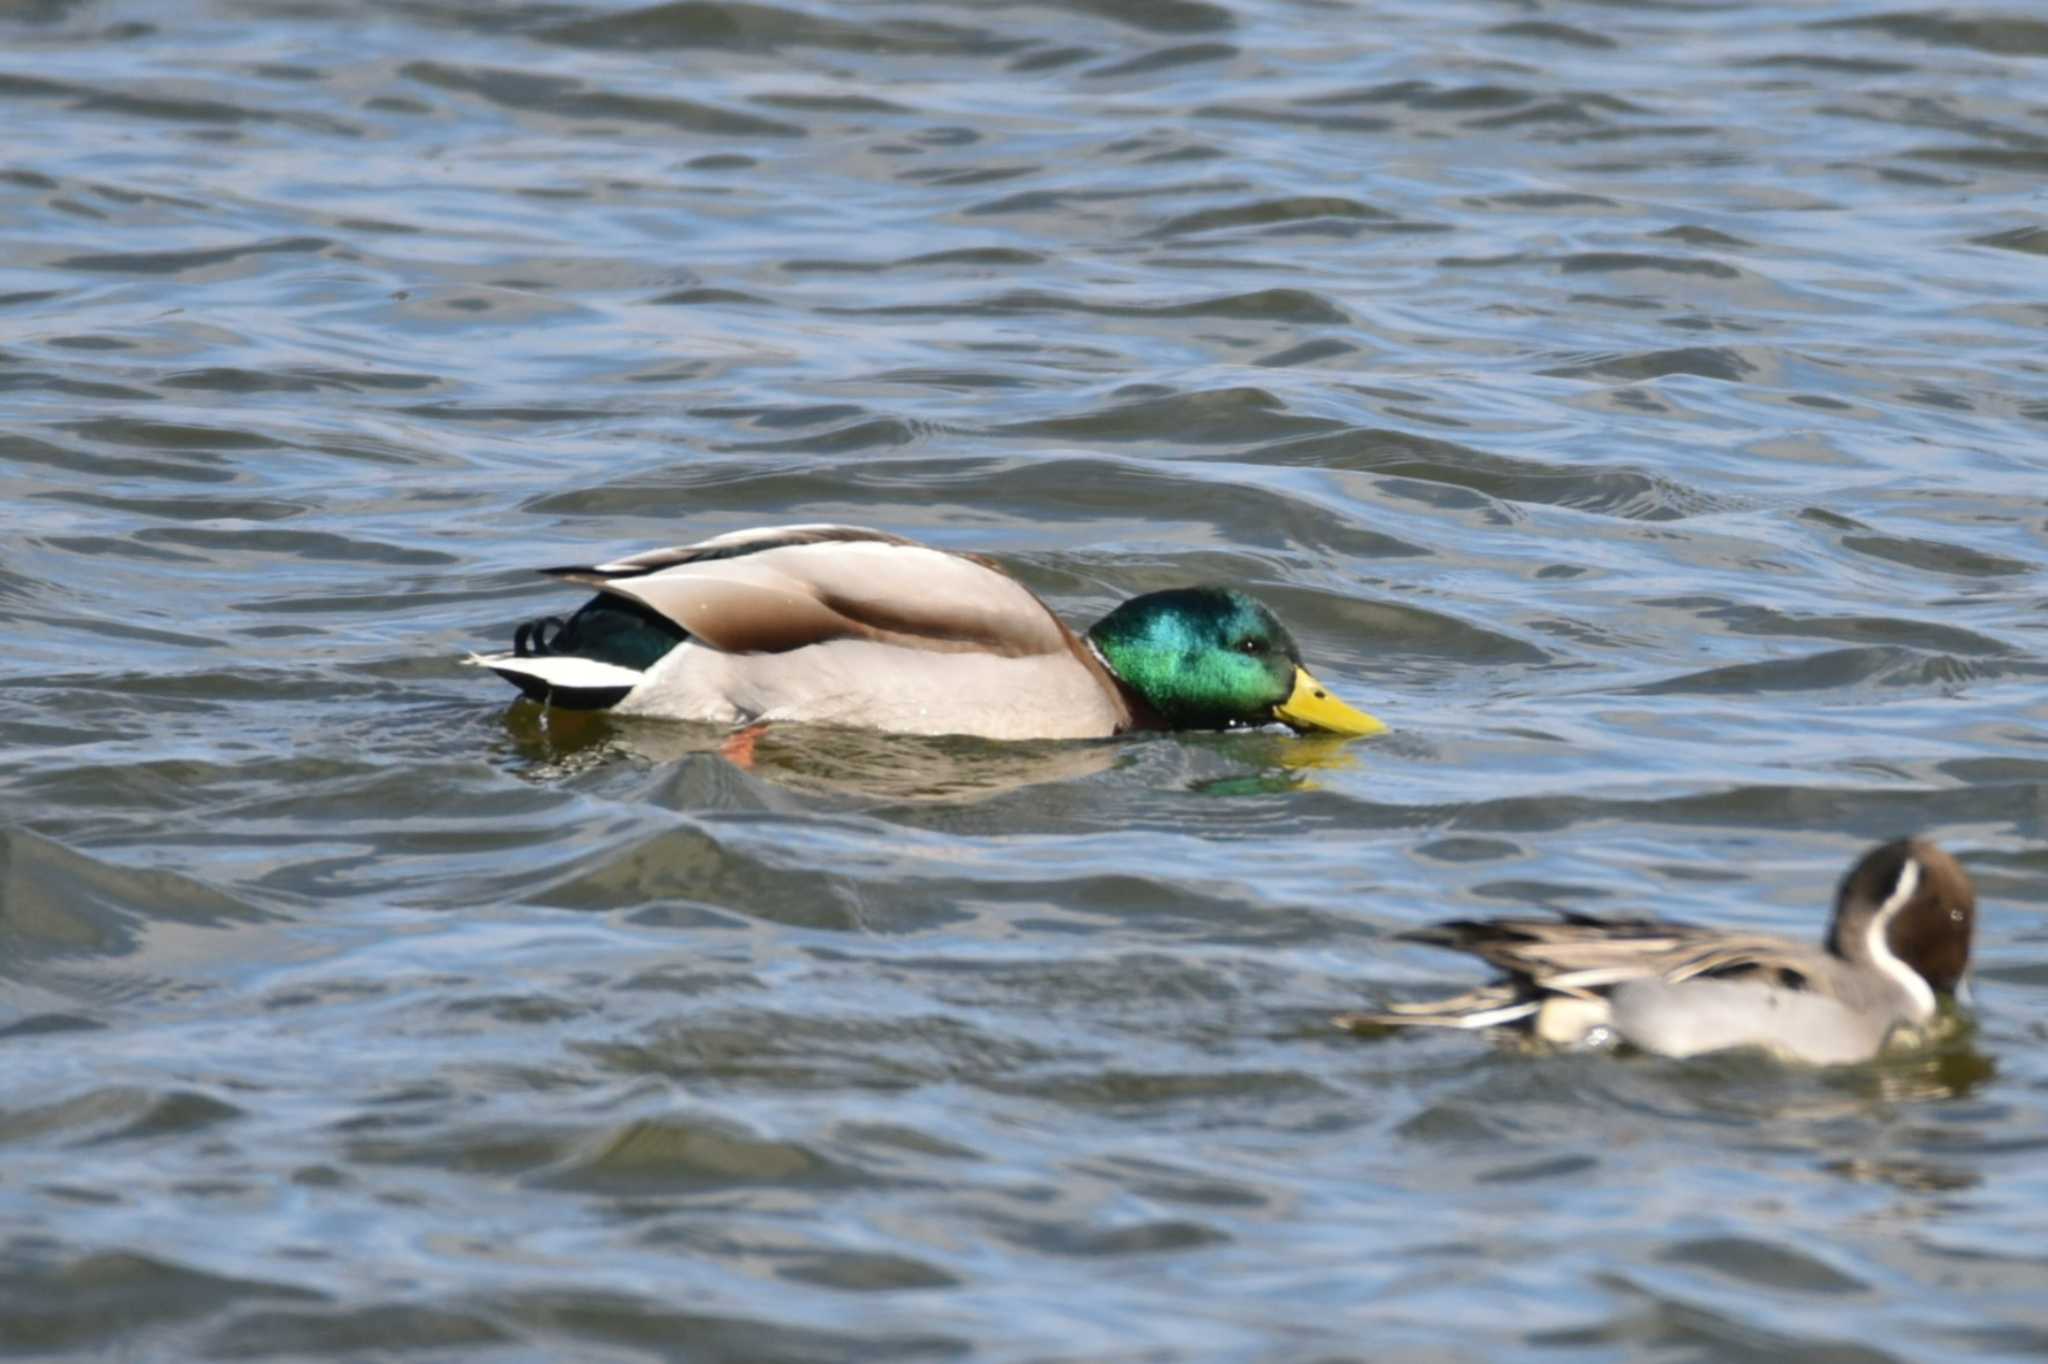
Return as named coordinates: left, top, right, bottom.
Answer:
left=1827, top=837, right=1976, bottom=997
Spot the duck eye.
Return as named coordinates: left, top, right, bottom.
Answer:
left=1238, top=638, right=1265, bottom=655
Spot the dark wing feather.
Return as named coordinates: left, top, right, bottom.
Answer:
left=1402, top=915, right=1811, bottom=996
left=545, top=525, right=924, bottom=581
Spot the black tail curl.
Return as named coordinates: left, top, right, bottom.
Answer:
left=504, top=594, right=688, bottom=676
left=513, top=615, right=569, bottom=658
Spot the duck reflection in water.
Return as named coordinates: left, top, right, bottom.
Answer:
left=497, top=704, right=1368, bottom=804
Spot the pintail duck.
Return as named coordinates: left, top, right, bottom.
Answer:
left=1338, top=838, right=1976, bottom=1065
left=468, top=524, right=1386, bottom=742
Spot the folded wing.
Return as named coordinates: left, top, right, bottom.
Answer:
left=549, top=524, right=1080, bottom=659
left=1402, top=914, right=1815, bottom=996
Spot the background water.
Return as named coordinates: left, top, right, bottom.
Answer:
left=3, top=0, right=2047, bottom=1358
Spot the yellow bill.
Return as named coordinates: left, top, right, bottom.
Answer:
left=1273, top=666, right=1387, bottom=737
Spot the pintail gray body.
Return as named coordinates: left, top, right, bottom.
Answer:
left=1339, top=838, right=1976, bottom=1066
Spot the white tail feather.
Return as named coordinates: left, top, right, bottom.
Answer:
left=466, top=652, right=645, bottom=691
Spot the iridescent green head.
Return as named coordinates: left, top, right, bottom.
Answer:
left=1085, top=587, right=1385, bottom=736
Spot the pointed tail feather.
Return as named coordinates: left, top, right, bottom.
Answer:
left=1336, top=984, right=1540, bottom=1033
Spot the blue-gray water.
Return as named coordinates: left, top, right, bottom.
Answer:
left=4, top=1, right=2048, bottom=1359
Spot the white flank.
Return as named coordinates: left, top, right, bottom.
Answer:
left=1534, top=994, right=1613, bottom=1046
left=467, top=652, right=645, bottom=691
left=1865, top=856, right=1937, bottom=1020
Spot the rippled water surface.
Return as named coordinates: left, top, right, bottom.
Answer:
left=5, top=0, right=2048, bottom=1358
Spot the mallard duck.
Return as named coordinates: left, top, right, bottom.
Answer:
left=1338, top=838, right=1975, bottom=1065
left=467, top=524, right=1386, bottom=741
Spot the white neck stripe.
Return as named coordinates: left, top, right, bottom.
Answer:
left=1864, top=857, right=1937, bottom=1020
left=1878, top=856, right=1921, bottom=920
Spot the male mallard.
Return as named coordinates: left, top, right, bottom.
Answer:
left=468, top=524, right=1386, bottom=741
left=1338, top=838, right=1976, bottom=1065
